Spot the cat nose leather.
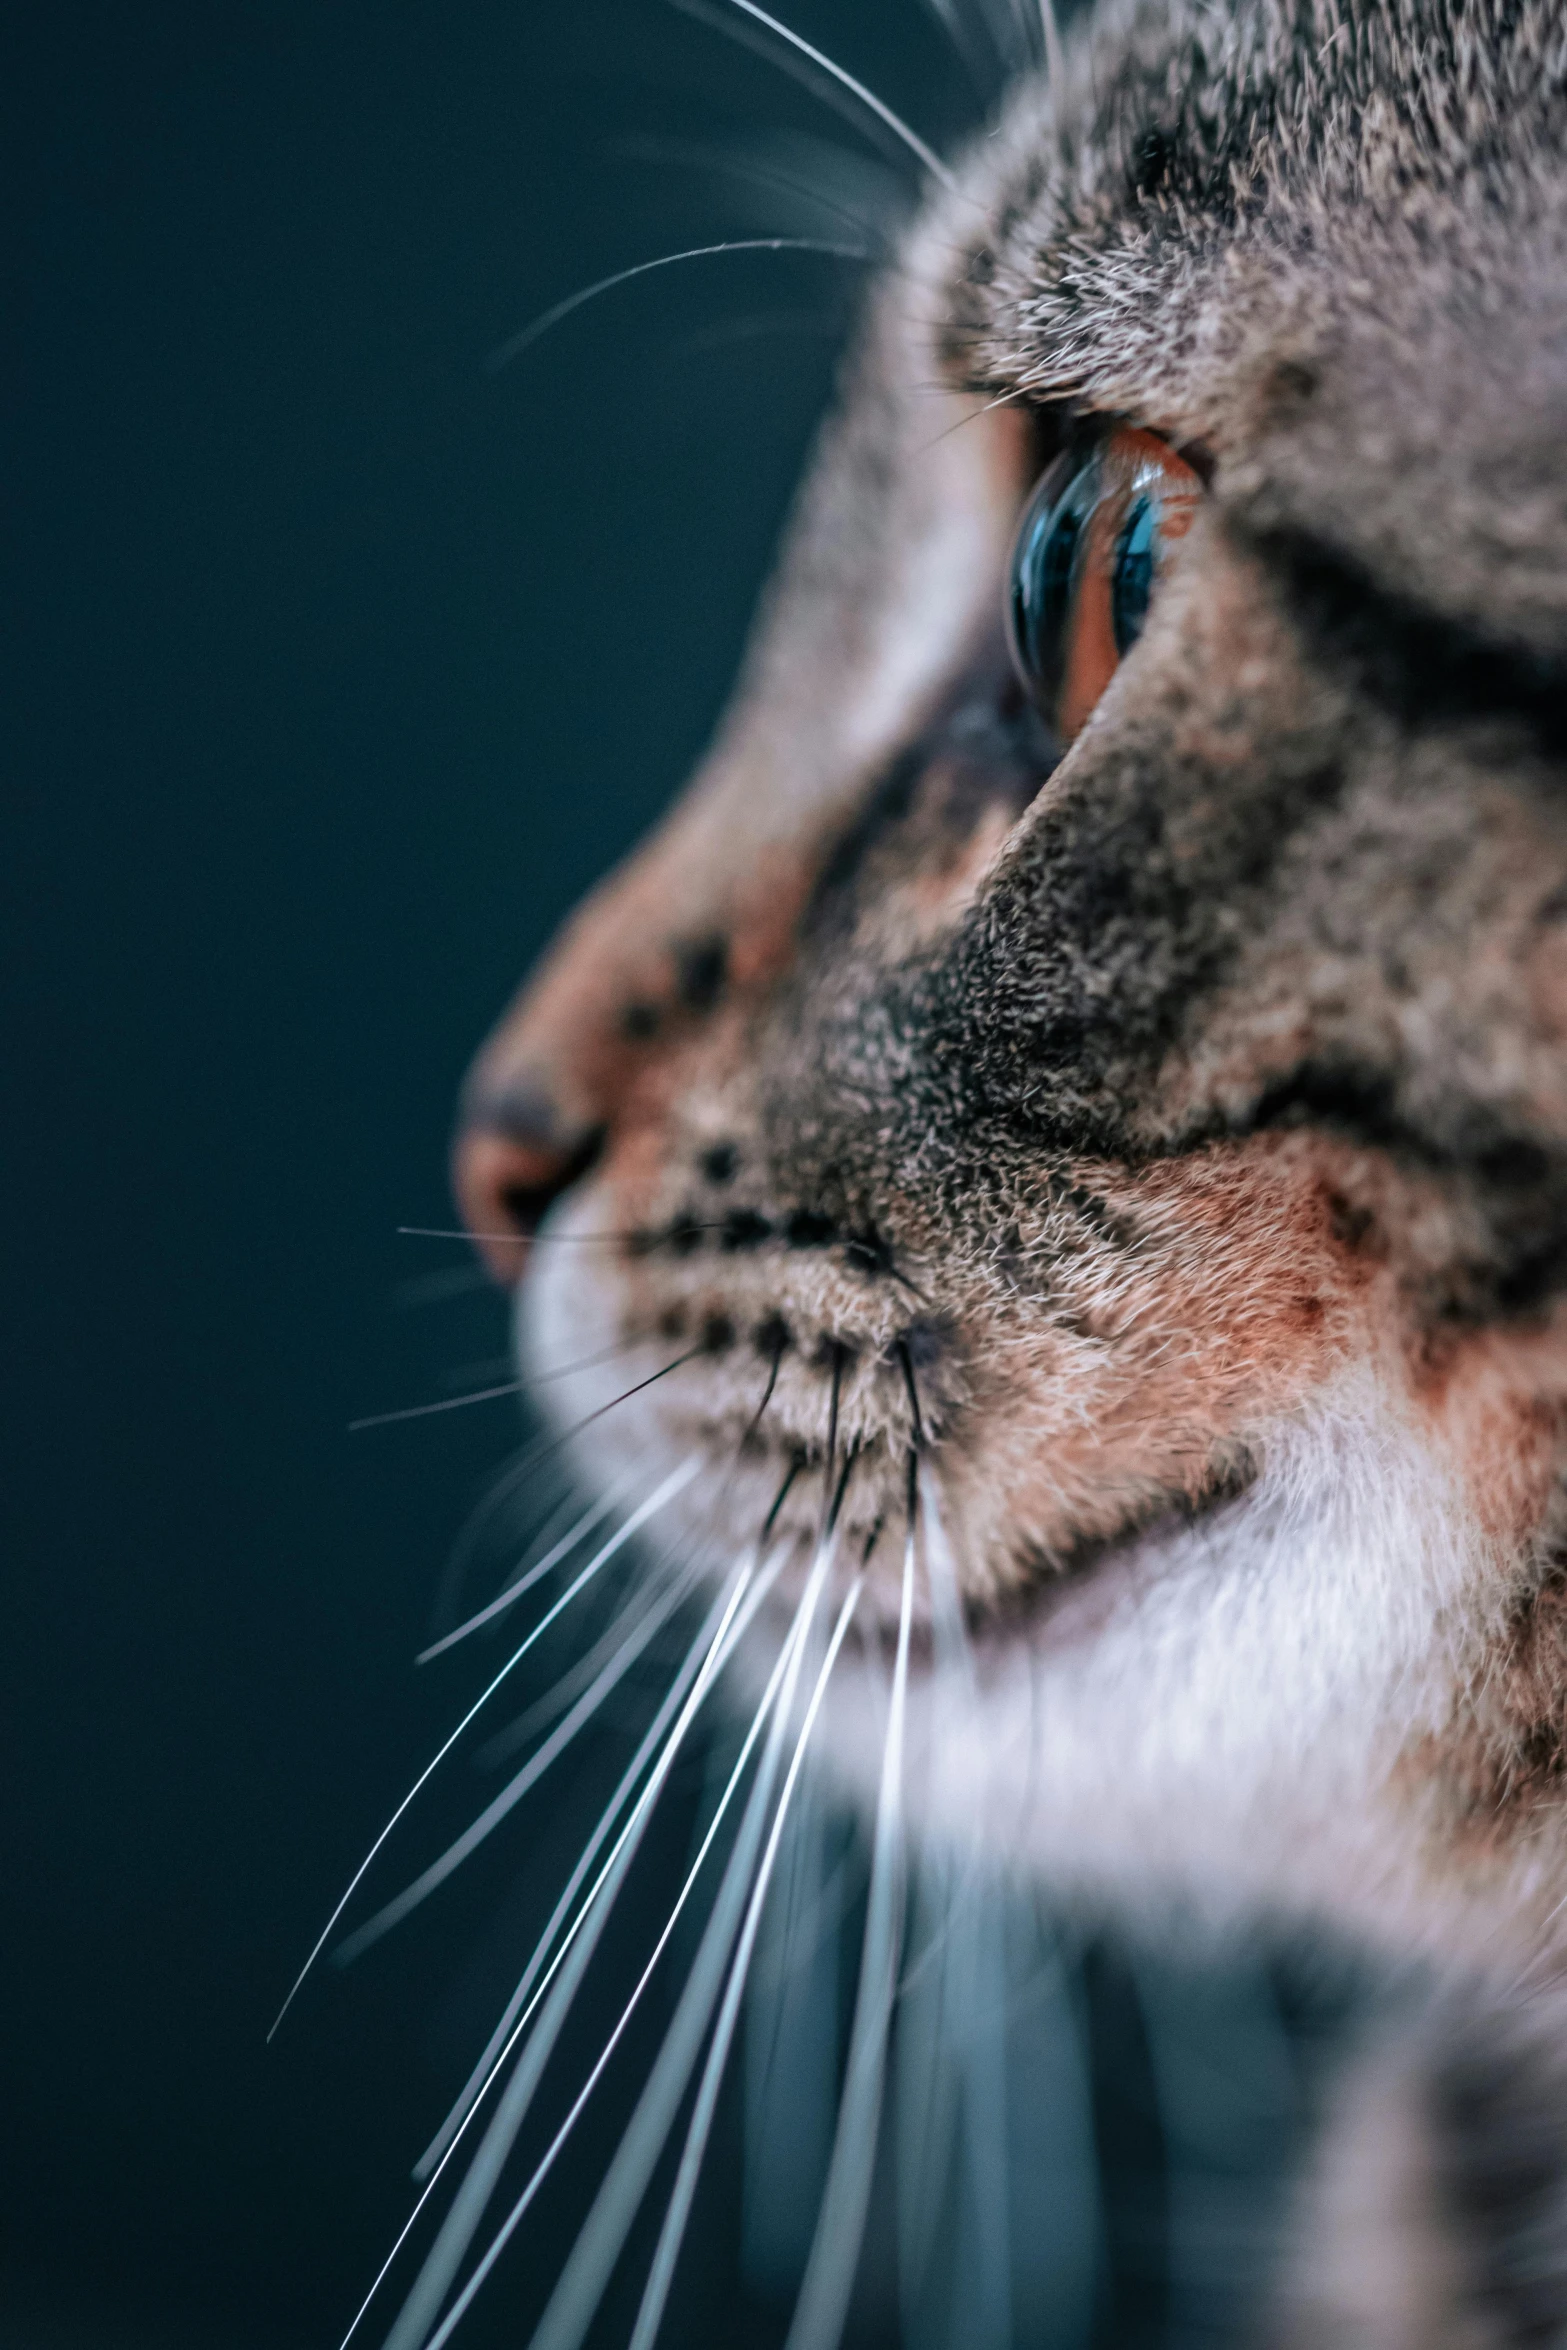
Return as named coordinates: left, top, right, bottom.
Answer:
left=453, top=1075, right=603, bottom=1283
left=452, top=837, right=747, bottom=1282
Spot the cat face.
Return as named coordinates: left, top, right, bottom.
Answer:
left=455, top=0, right=1567, bottom=1958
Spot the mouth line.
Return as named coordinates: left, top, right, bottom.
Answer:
left=970, top=1451, right=1263, bottom=1651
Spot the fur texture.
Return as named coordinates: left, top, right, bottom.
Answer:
left=454, top=0, right=1567, bottom=2333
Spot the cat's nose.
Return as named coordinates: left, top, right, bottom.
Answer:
left=452, top=1077, right=603, bottom=1283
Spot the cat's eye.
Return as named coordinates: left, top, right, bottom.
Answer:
left=1007, top=426, right=1202, bottom=744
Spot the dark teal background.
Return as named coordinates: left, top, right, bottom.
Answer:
left=3, top=4, right=982, bottom=2342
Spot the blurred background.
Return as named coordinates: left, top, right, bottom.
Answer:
left=3, top=7, right=1351, bottom=2346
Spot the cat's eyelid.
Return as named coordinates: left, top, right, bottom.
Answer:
left=1015, top=403, right=1215, bottom=492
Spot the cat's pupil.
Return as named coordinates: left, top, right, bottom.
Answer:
left=1112, top=493, right=1156, bottom=654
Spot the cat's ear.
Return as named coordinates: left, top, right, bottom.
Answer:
left=453, top=284, right=1031, bottom=1276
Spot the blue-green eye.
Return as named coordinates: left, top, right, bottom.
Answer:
left=1112, top=494, right=1157, bottom=654
left=1006, top=425, right=1203, bottom=744
left=1007, top=450, right=1101, bottom=726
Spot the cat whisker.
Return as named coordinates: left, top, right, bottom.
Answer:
left=915, top=0, right=1004, bottom=102
left=434, top=1348, right=703, bottom=1612
left=476, top=1568, right=682, bottom=1767
left=611, top=130, right=900, bottom=246
left=525, top=1337, right=642, bottom=1388
left=667, top=306, right=846, bottom=358
left=621, top=1574, right=865, bottom=2350
left=431, top=1459, right=853, bottom=2350
left=333, top=1556, right=701, bottom=1967
left=1039, top=0, right=1065, bottom=88
left=918, top=383, right=1030, bottom=455
left=743, top=1334, right=788, bottom=1451
left=412, top=1519, right=795, bottom=2191
left=264, top=1457, right=699, bottom=2042
left=348, top=1381, right=522, bottom=1433
left=903, top=1466, right=1005, bottom=2041
left=667, top=0, right=958, bottom=194
left=820, top=1345, right=846, bottom=1536
left=896, top=1336, right=926, bottom=1454
left=973, top=0, right=1032, bottom=74
left=465, top=1361, right=790, bottom=1757
left=383, top=1515, right=825, bottom=2350
left=340, top=1548, right=775, bottom=2350
left=353, top=1339, right=696, bottom=1450
left=488, top=240, right=876, bottom=374
left=426, top=1483, right=589, bottom=1650
left=784, top=1461, right=917, bottom=2349
left=392, top=1264, right=494, bottom=1310
left=419, top=1485, right=626, bottom=1663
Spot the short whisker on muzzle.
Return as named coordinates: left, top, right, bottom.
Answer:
left=428, top=1345, right=707, bottom=1620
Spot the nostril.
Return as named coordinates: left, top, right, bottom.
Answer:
left=452, top=1102, right=604, bottom=1284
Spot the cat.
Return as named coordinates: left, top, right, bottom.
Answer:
left=434, top=0, right=1567, bottom=2341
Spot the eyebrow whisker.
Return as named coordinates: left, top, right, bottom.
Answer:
left=669, top=0, right=958, bottom=193
left=488, top=238, right=877, bottom=373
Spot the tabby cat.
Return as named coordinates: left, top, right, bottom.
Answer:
left=437, top=0, right=1567, bottom=2340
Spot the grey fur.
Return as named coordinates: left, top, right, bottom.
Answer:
left=455, top=1, right=1567, bottom=2338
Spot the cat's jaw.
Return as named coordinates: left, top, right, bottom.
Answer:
left=518, top=1180, right=1566, bottom=1965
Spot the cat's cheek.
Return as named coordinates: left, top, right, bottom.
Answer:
left=929, top=1137, right=1390, bottom=1584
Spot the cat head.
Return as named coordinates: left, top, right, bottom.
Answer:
left=454, top=0, right=1567, bottom=1959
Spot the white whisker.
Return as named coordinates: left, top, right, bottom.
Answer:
left=349, top=1381, right=522, bottom=1434
left=953, top=1882, right=1013, bottom=2350
left=1040, top=0, right=1065, bottom=89
left=488, top=241, right=876, bottom=373
left=416, top=1435, right=798, bottom=2185
left=476, top=1568, right=680, bottom=1767
left=742, top=1773, right=839, bottom=2291
left=499, top=1513, right=847, bottom=2350
left=784, top=1485, right=917, bottom=2349
left=916, top=0, right=1001, bottom=99
left=435, top=1353, right=699, bottom=1613
left=613, top=131, right=900, bottom=245
left=622, top=1572, right=864, bottom=2350
left=334, top=1559, right=699, bottom=1966
left=265, top=1457, right=698, bottom=2042
left=392, top=1264, right=493, bottom=1309
left=895, top=1840, right=974, bottom=2324
left=670, top=0, right=957, bottom=193
left=419, top=1485, right=626, bottom=1663
left=412, top=1545, right=789, bottom=2186
left=395, top=1531, right=831, bottom=2350
left=339, top=1549, right=771, bottom=2350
